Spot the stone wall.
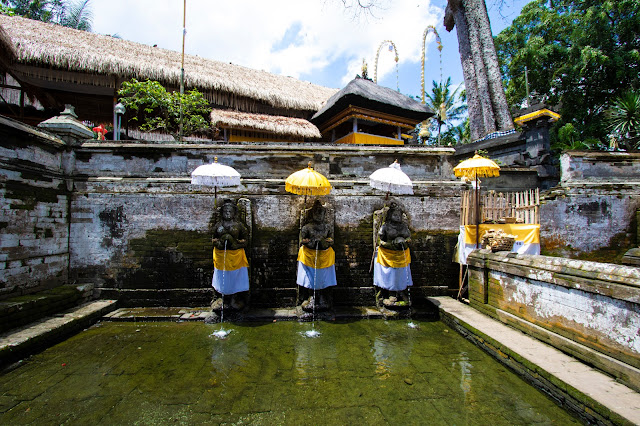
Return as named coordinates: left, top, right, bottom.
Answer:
left=467, top=250, right=640, bottom=391
left=68, top=142, right=462, bottom=306
left=0, top=117, right=70, bottom=299
left=540, top=152, right=640, bottom=260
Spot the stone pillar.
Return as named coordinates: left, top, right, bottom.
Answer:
left=37, top=105, right=94, bottom=191
left=513, top=104, right=561, bottom=189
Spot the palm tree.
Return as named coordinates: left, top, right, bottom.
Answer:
left=3, top=0, right=92, bottom=31
left=606, top=91, right=640, bottom=150
left=60, top=0, right=92, bottom=31
left=2, top=0, right=63, bottom=22
left=423, top=77, right=467, bottom=145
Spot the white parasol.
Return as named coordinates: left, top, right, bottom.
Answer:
left=369, top=160, right=414, bottom=196
left=191, top=157, right=241, bottom=203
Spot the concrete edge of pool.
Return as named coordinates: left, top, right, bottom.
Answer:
left=1, top=297, right=639, bottom=425
left=429, top=296, right=640, bottom=426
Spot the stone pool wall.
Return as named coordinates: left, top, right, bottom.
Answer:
left=0, top=117, right=70, bottom=299
left=539, top=152, right=640, bottom=261
left=68, top=141, right=462, bottom=306
left=466, top=250, right=640, bottom=391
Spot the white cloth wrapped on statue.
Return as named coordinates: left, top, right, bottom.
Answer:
left=373, top=246, right=413, bottom=291
left=296, top=246, right=337, bottom=290
left=212, top=247, right=249, bottom=295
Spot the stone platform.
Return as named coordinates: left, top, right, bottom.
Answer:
left=429, top=296, right=640, bottom=425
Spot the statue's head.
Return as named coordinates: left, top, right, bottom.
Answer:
left=385, top=203, right=403, bottom=224
left=310, top=199, right=326, bottom=223
left=221, top=199, right=237, bottom=220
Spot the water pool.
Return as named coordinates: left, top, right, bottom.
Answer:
left=0, top=319, right=579, bottom=425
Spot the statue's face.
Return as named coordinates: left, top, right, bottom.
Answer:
left=389, top=209, right=402, bottom=223
left=222, top=205, right=234, bottom=220
left=312, top=207, right=325, bottom=223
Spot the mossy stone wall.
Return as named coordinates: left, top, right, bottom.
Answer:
left=0, top=119, right=70, bottom=299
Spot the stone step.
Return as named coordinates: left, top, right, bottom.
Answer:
left=0, top=284, right=94, bottom=333
left=429, top=296, right=640, bottom=426
left=0, top=300, right=117, bottom=367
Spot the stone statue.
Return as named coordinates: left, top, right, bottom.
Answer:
left=296, top=199, right=337, bottom=313
left=211, top=198, right=250, bottom=311
left=373, top=202, right=413, bottom=309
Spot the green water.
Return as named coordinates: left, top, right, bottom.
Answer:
left=0, top=320, right=579, bottom=425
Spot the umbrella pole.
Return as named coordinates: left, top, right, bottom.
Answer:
left=475, top=173, right=479, bottom=248
left=215, top=186, right=218, bottom=208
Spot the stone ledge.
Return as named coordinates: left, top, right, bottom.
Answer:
left=493, top=308, right=640, bottom=393
left=468, top=251, right=640, bottom=303
left=429, top=296, right=640, bottom=425
left=0, top=300, right=117, bottom=367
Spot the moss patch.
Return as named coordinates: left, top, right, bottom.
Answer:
left=118, top=229, right=214, bottom=290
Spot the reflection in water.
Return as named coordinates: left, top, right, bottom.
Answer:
left=457, top=352, right=473, bottom=396
left=210, top=332, right=248, bottom=378
left=0, top=321, right=581, bottom=425
left=295, top=324, right=337, bottom=384
left=372, top=328, right=416, bottom=379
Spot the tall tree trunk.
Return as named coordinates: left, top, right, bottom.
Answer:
left=467, top=0, right=513, bottom=130
left=446, top=2, right=485, bottom=140
left=462, top=0, right=496, bottom=136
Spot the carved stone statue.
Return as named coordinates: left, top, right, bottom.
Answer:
left=296, top=199, right=337, bottom=313
left=373, top=202, right=413, bottom=309
left=211, top=198, right=250, bottom=311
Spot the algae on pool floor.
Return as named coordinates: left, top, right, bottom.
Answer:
left=0, top=320, right=579, bottom=425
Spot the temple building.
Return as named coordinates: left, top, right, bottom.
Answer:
left=311, top=77, right=433, bottom=145
left=0, top=15, right=335, bottom=141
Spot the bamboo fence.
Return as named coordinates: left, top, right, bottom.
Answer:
left=461, top=188, right=540, bottom=226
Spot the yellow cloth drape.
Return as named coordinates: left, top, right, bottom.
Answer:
left=376, top=246, right=411, bottom=268
left=213, top=247, right=249, bottom=271
left=297, top=246, right=335, bottom=269
left=463, top=224, right=540, bottom=245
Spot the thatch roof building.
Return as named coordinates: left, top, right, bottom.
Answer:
left=311, top=77, right=433, bottom=145
left=0, top=25, right=15, bottom=73
left=211, top=110, right=321, bottom=142
left=0, top=14, right=336, bottom=138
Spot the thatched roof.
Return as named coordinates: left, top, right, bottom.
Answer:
left=211, top=110, right=321, bottom=139
left=0, top=15, right=336, bottom=112
left=312, top=77, right=433, bottom=126
left=0, top=25, right=16, bottom=71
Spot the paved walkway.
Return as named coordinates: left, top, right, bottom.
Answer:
left=429, top=296, right=640, bottom=425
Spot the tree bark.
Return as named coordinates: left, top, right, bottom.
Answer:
left=462, top=0, right=496, bottom=135
left=448, top=3, right=485, bottom=140
left=467, top=0, right=514, bottom=130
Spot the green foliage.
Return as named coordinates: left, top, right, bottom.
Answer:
left=495, top=0, right=640, bottom=146
left=3, top=0, right=92, bottom=31
left=61, top=0, right=92, bottom=31
left=552, top=123, right=602, bottom=151
left=118, top=78, right=212, bottom=140
left=605, top=91, right=640, bottom=150
left=2, top=0, right=63, bottom=22
left=420, top=77, right=467, bottom=145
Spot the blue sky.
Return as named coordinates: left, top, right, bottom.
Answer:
left=92, top=0, right=528, bottom=100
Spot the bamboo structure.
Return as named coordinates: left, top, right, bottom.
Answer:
left=461, top=188, right=540, bottom=226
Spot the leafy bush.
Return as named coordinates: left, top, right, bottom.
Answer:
left=118, top=79, right=212, bottom=140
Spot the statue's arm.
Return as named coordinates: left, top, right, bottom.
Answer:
left=378, top=224, right=393, bottom=248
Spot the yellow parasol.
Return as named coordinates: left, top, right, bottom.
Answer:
left=453, top=153, right=500, bottom=247
left=285, top=162, right=332, bottom=197
left=453, top=153, right=500, bottom=180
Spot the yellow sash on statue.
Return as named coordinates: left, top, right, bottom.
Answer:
left=297, top=246, right=335, bottom=269
left=376, top=246, right=411, bottom=268
left=213, top=247, right=249, bottom=271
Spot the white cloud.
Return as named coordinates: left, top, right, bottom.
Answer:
left=92, top=0, right=443, bottom=90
